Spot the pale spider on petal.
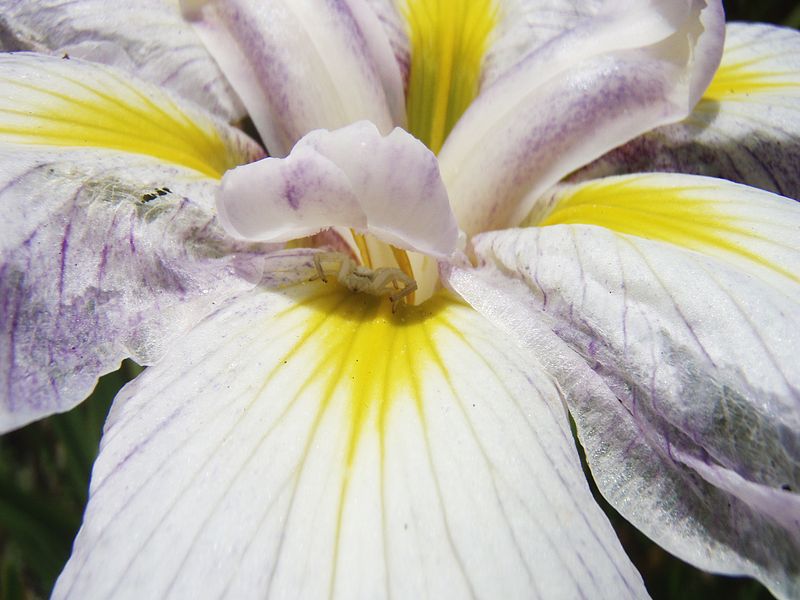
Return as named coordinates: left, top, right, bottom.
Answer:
left=312, top=252, right=417, bottom=312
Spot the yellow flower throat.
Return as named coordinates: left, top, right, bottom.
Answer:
left=403, top=0, right=499, bottom=154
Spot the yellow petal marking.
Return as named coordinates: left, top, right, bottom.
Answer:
left=266, top=285, right=480, bottom=592
left=0, top=59, right=245, bottom=178
left=283, top=287, right=463, bottom=467
left=536, top=176, right=800, bottom=284
left=702, top=52, right=800, bottom=102
left=403, top=0, right=498, bottom=153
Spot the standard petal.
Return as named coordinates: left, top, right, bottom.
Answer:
left=575, top=23, right=800, bottom=201
left=218, top=122, right=459, bottom=259
left=447, top=176, right=800, bottom=597
left=483, top=0, right=698, bottom=88
left=481, top=0, right=597, bottom=90
left=0, top=53, right=263, bottom=178
left=0, top=0, right=243, bottom=122
left=183, top=0, right=404, bottom=157
left=361, top=0, right=410, bottom=88
left=0, top=143, right=316, bottom=433
left=438, top=0, right=724, bottom=234
left=54, top=284, right=647, bottom=599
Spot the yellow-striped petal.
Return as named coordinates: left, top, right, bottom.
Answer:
left=454, top=190, right=800, bottom=597
left=401, top=0, right=498, bottom=153
left=702, top=23, right=800, bottom=102
left=0, top=53, right=262, bottom=178
left=55, top=283, right=647, bottom=599
left=530, top=173, right=800, bottom=292
left=0, top=0, right=244, bottom=122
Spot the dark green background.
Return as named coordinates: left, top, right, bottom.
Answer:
left=1, top=2, right=798, bottom=598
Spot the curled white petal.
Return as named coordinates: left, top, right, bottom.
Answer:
left=575, top=23, right=800, bottom=201
left=439, top=0, right=724, bottom=234
left=217, top=122, right=459, bottom=259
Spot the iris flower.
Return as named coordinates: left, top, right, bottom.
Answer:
left=1, top=0, right=799, bottom=597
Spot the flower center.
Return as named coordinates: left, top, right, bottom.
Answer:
left=313, top=250, right=417, bottom=312
left=402, top=0, right=498, bottom=153
left=351, top=0, right=498, bottom=304
left=283, top=286, right=462, bottom=466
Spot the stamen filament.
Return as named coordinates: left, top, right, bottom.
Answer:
left=391, top=246, right=417, bottom=305
left=351, top=230, right=373, bottom=268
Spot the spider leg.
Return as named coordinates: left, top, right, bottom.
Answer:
left=312, top=252, right=347, bottom=284
left=389, top=278, right=418, bottom=313
left=369, top=269, right=398, bottom=292
left=337, top=256, right=356, bottom=286
left=311, top=253, right=327, bottom=283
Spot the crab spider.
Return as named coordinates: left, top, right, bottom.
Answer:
left=312, top=252, right=418, bottom=312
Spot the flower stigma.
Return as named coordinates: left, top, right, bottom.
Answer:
left=210, top=0, right=499, bottom=312
left=302, top=0, right=500, bottom=309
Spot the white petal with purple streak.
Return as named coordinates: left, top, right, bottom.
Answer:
left=483, top=0, right=695, bottom=87
left=217, top=121, right=459, bottom=259
left=183, top=0, right=404, bottom=156
left=439, top=0, right=724, bottom=234
left=574, top=23, right=800, bottom=201
left=448, top=259, right=800, bottom=600
left=0, top=145, right=318, bottom=434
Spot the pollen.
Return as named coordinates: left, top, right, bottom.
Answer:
left=402, top=0, right=498, bottom=153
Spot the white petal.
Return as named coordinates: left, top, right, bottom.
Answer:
left=446, top=175, right=800, bottom=597
left=482, top=0, right=598, bottom=90
left=55, top=284, right=647, bottom=599
left=360, top=0, right=411, bottom=89
left=184, top=0, right=404, bottom=156
left=0, top=144, right=319, bottom=433
left=0, top=53, right=275, bottom=432
left=218, top=122, right=459, bottom=259
left=439, top=0, right=724, bottom=234
left=484, top=0, right=700, bottom=87
left=574, top=23, right=800, bottom=201
left=218, top=143, right=366, bottom=242
left=0, top=0, right=244, bottom=122
left=344, top=0, right=408, bottom=129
